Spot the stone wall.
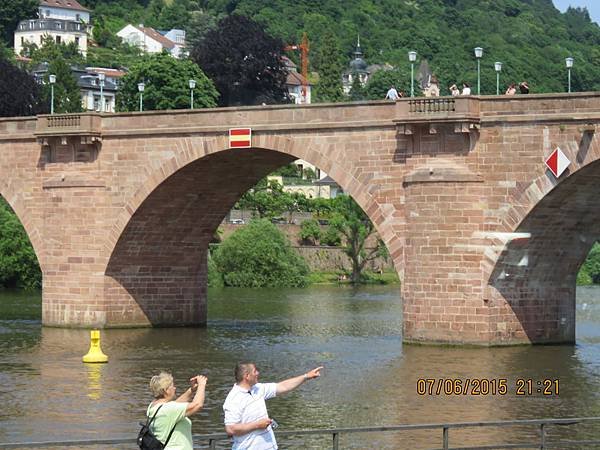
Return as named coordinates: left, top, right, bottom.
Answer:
left=293, top=246, right=393, bottom=272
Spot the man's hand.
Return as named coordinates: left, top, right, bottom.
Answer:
left=255, top=418, right=272, bottom=430
left=305, top=366, right=323, bottom=380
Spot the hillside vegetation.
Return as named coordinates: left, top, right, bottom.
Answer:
left=75, top=0, right=600, bottom=94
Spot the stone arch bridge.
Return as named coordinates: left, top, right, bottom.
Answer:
left=1, top=93, right=600, bottom=345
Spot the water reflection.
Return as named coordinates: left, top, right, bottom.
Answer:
left=0, top=286, right=599, bottom=448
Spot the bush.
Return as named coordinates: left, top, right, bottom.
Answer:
left=0, top=198, right=41, bottom=289
left=300, top=219, right=321, bottom=245
left=577, top=268, right=593, bottom=286
left=207, top=250, right=223, bottom=288
left=213, top=219, right=309, bottom=287
left=320, top=226, right=341, bottom=246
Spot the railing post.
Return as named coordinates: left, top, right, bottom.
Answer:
left=332, top=431, right=339, bottom=450
left=209, top=438, right=216, bottom=450
left=540, top=423, right=545, bottom=450
left=443, top=426, right=449, bottom=450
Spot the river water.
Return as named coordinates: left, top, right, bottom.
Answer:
left=1, top=285, right=600, bottom=449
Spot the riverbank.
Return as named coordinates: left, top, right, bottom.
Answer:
left=307, top=269, right=400, bottom=285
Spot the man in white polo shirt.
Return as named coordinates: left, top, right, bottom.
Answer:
left=223, top=362, right=323, bottom=449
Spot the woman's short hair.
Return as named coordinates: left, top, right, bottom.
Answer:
left=150, top=372, right=174, bottom=399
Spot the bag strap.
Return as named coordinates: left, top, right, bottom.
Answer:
left=163, top=422, right=177, bottom=447
left=147, top=403, right=177, bottom=447
left=146, top=404, right=164, bottom=427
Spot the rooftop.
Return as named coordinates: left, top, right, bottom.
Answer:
left=40, top=0, right=90, bottom=12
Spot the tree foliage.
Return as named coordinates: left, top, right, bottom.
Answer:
left=313, top=29, right=344, bottom=103
left=329, top=195, right=388, bottom=283
left=199, top=0, right=600, bottom=94
left=191, top=14, right=289, bottom=106
left=213, top=219, right=309, bottom=287
left=581, top=243, right=600, bottom=284
left=0, top=58, right=48, bottom=117
left=0, top=0, right=38, bottom=46
left=0, top=198, right=41, bottom=289
left=300, top=219, right=321, bottom=245
left=116, top=52, right=218, bottom=111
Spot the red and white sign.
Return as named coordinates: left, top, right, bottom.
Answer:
left=545, top=147, right=570, bottom=178
left=229, top=128, right=252, bottom=148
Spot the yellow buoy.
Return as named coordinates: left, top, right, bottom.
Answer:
left=82, top=329, right=108, bottom=363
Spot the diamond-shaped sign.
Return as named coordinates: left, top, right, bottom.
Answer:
left=545, top=147, right=570, bottom=178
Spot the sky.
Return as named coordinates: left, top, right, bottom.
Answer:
left=553, top=0, right=600, bottom=24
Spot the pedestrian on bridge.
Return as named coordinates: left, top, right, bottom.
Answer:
left=146, top=372, right=207, bottom=450
left=223, top=362, right=323, bottom=449
left=385, top=85, right=401, bottom=100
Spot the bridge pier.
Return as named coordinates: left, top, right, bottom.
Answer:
left=42, top=257, right=208, bottom=328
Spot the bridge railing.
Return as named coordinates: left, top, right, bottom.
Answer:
left=396, top=96, right=480, bottom=124
left=1, top=416, right=599, bottom=449
left=35, top=113, right=102, bottom=138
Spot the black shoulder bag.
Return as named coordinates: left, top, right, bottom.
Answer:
left=137, top=404, right=177, bottom=450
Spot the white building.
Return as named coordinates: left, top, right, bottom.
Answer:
left=33, top=63, right=122, bottom=113
left=282, top=56, right=311, bottom=104
left=14, top=0, right=90, bottom=56
left=116, top=24, right=185, bottom=58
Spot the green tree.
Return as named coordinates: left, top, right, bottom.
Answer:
left=26, top=36, right=85, bottom=66
left=320, top=226, right=341, bottom=247
left=300, top=219, right=321, bottom=245
left=45, top=58, right=84, bottom=114
left=0, top=0, right=38, bottom=46
left=581, top=242, right=600, bottom=284
left=313, top=29, right=344, bottom=103
left=329, top=195, right=388, bottom=283
left=0, top=198, right=41, bottom=289
left=0, top=58, right=48, bottom=117
left=213, top=219, right=309, bottom=287
left=191, top=15, right=289, bottom=106
left=365, top=68, right=409, bottom=100
left=116, top=52, right=218, bottom=111
left=185, top=9, right=220, bottom=51
left=349, top=75, right=366, bottom=101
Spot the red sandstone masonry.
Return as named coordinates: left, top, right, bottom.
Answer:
left=0, top=95, right=599, bottom=343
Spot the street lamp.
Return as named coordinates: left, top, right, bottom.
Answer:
left=137, top=82, right=145, bottom=112
left=49, top=74, right=56, bottom=114
left=189, top=79, right=196, bottom=109
left=565, top=57, right=574, bottom=93
left=494, top=61, right=502, bottom=95
left=408, top=50, right=417, bottom=97
left=98, top=72, right=105, bottom=112
left=474, top=47, right=483, bottom=95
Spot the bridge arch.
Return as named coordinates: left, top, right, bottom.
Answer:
left=0, top=181, right=44, bottom=270
left=103, top=134, right=403, bottom=326
left=485, top=135, right=600, bottom=343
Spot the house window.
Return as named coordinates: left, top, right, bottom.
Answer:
left=75, top=37, right=79, bottom=45
left=56, top=35, right=61, bottom=44
left=76, top=14, right=80, bottom=21
left=45, top=9, right=50, bottom=17
left=21, top=37, right=25, bottom=45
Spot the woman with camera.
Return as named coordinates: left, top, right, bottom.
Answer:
left=146, top=372, right=207, bottom=449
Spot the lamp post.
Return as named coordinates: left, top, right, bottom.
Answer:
left=494, top=61, right=502, bottom=95
left=189, top=79, right=196, bottom=109
left=98, top=72, right=105, bottom=112
left=408, top=50, right=417, bottom=97
left=49, top=74, right=56, bottom=114
left=565, top=57, right=574, bottom=93
left=137, top=82, right=145, bottom=112
left=474, top=47, right=483, bottom=95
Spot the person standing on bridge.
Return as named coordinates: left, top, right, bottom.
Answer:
left=146, top=372, right=207, bottom=449
left=223, top=362, right=323, bottom=449
left=385, top=85, right=401, bottom=100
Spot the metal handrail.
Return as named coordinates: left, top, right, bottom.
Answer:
left=1, top=417, right=599, bottom=449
